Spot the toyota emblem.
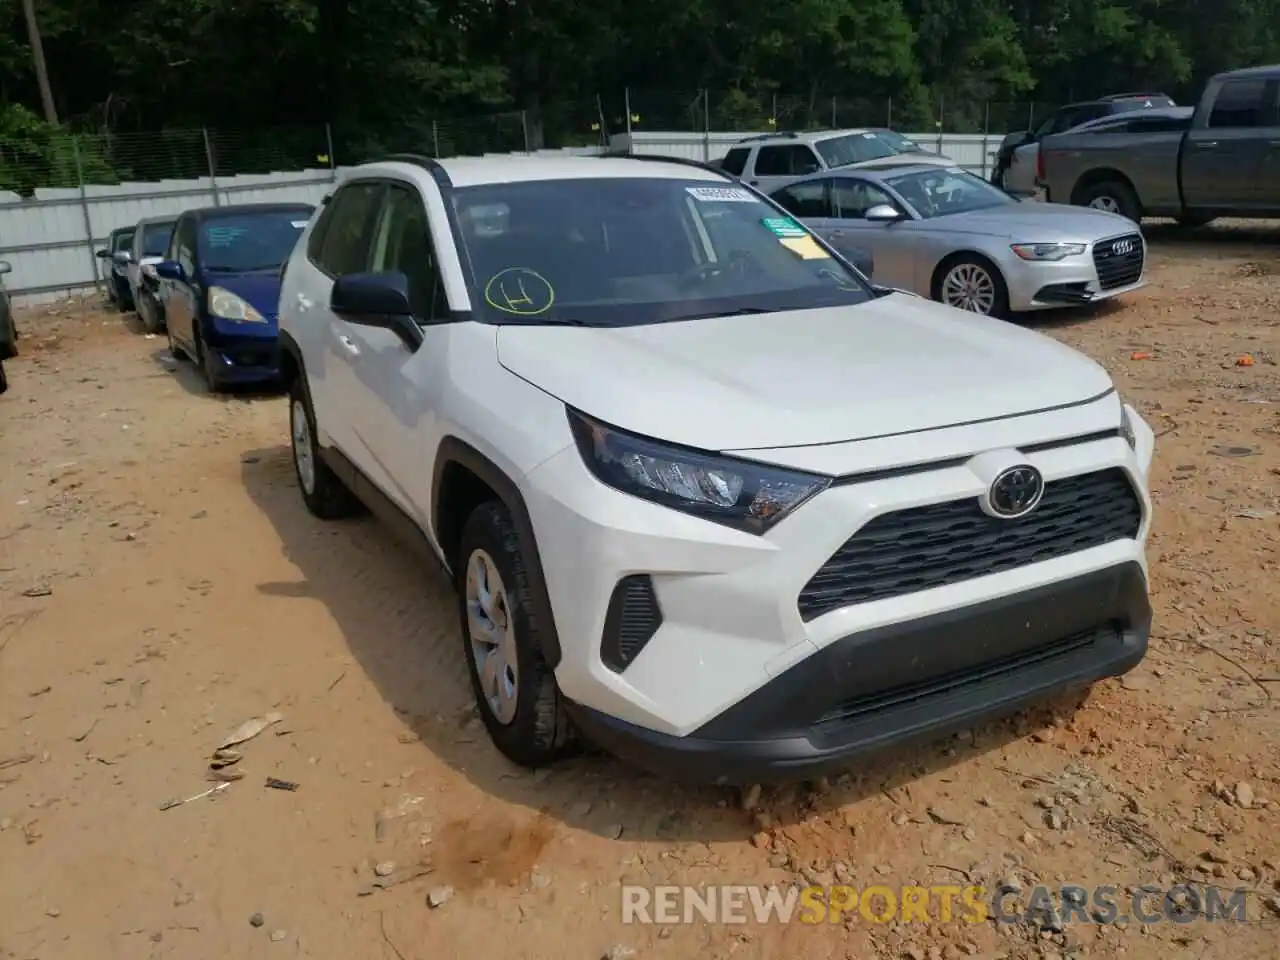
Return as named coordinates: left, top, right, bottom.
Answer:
left=986, top=465, right=1045, bottom=519
left=1112, top=238, right=1134, bottom=256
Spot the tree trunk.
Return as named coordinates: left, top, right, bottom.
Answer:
left=21, top=0, right=58, bottom=124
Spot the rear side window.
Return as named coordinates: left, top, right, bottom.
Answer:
left=720, top=148, right=750, bottom=176
left=754, top=145, right=822, bottom=177
left=771, top=180, right=830, bottom=218
left=312, top=182, right=384, bottom=276
left=1208, top=78, right=1273, bottom=128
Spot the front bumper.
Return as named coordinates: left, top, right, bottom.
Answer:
left=568, top=562, right=1149, bottom=785
left=204, top=318, right=279, bottom=384
left=524, top=395, right=1155, bottom=783
left=1005, top=233, right=1146, bottom=313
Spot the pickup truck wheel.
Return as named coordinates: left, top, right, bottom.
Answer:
left=1080, top=181, right=1141, bottom=223
left=934, top=255, right=1010, bottom=319
left=457, top=501, right=575, bottom=768
left=288, top=379, right=361, bottom=520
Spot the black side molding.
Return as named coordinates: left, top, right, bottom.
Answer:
left=431, top=437, right=563, bottom=668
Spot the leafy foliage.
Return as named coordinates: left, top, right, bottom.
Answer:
left=1, top=0, right=1278, bottom=174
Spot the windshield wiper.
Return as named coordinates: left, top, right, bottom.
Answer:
left=663, top=306, right=774, bottom=323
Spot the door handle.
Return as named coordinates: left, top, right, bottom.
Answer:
left=1269, top=140, right=1280, bottom=147
left=748, top=179, right=759, bottom=185
left=296, top=293, right=313, bottom=311
left=337, top=334, right=360, bottom=357
left=1197, top=141, right=1219, bottom=148
left=827, top=229, right=846, bottom=238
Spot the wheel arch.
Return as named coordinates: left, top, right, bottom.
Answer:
left=432, top=437, right=563, bottom=668
left=277, top=330, right=303, bottom=394
left=1069, top=168, right=1139, bottom=209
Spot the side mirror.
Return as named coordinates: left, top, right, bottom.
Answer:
left=96, top=248, right=109, bottom=258
left=112, top=251, right=132, bottom=265
left=0, top=260, right=10, bottom=275
left=865, top=204, right=905, bottom=223
left=154, top=260, right=184, bottom=281
left=330, top=271, right=424, bottom=352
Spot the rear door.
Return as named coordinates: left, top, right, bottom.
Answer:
left=1183, top=76, right=1275, bottom=210
left=286, top=180, right=385, bottom=459
left=748, top=144, right=822, bottom=193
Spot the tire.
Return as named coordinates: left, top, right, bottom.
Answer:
left=288, top=376, right=360, bottom=520
left=1079, top=180, right=1142, bottom=223
left=932, top=254, right=1010, bottom=319
left=194, top=324, right=224, bottom=392
left=456, top=501, right=575, bottom=768
left=139, top=292, right=163, bottom=334
left=166, top=319, right=186, bottom=361
left=0, top=360, right=7, bottom=396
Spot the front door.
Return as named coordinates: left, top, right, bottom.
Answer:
left=1182, top=77, right=1275, bottom=211
left=826, top=177, right=918, bottom=288
left=338, top=180, right=450, bottom=526
left=163, top=216, right=199, bottom=350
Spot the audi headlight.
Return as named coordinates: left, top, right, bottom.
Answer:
left=208, top=287, right=265, bottom=323
left=1010, top=242, right=1087, bottom=261
left=567, top=409, right=829, bottom=534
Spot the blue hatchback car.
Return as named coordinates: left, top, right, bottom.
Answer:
left=156, top=202, right=314, bottom=390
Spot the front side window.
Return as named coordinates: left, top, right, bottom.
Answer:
left=111, top=230, right=135, bottom=254
left=198, top=210, right=312, bottom=273
left=449, top=177, right=872, bottom=327
left=831, top=180, right=898, bottom=219
left=884, top=169, right=1014, bottom=219
left=141, top=222, right=175, bottom=258
left=1208, top=78, right=1271, bottom=128
left=720, top=148, right=750, bottom=176
left=814, top=133, right=898, bottom=168
left=368, top=185, right=443, bottom=320
left=174, top=218, right=197, bottom=275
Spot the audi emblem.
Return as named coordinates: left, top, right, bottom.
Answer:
left=1112, top=238, right=1135, bottom=256
left=985, top=465, right=1045, bottom=519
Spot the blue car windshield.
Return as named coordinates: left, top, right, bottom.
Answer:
left=142, top=224, right=174, bottom=257
left=199, top=211, right=311, bottom=272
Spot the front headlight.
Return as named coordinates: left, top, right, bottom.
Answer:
left=567, top=409, right=830, bottom=535
left=208, top=287, right=265, bottom=323
left=1010, top=242, right=1087, bottom=261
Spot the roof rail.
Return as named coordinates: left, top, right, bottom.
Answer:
left=1097, top=91, right=1170, bottom=101
left=735, top=131, right=801, bottom=143
left=597, top=149, right=738, bottom=179
left=373, top=153, right=452, bottom=187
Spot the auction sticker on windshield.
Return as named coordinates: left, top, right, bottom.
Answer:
left=291, top=220, right=308, bottom=228
left=760, top=217, right=807, bottom=239
left=686, top=186, right=755, bottom=203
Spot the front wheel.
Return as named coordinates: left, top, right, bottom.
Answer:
left=0, top=360, right=8, bottom=395
left=933, top=255, right=1010, bottom=319
left=456, top=501, right=575, bottom=768
left=288, top=377, right=360, bottom=519
left=139, top=291, right=164, bottom=334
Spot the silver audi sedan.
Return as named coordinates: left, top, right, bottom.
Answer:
left=770, top=164, right=1147, bottom=318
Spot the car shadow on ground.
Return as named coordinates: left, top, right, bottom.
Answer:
left=150, top=347, right=283, bottom=400
left=1144, top=220, right=1280, bottom=249
left=1016, top=297, right=1127, bottom=332
left=238, top=443, right=1086, bottom=842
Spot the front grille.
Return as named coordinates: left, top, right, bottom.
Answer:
left=798, top=469, right=1142, bottom=621
left=600, top=575, right=663, bottom=673
left=1092, top=234, right=1144, bottom=290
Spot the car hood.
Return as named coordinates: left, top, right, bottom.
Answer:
left=203, top=271, right=282, bottom=319
left=921, top=202, right=1137, bottom=240
left=496, top=294, right=1114, bottom=451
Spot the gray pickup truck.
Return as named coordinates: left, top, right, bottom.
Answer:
left=1037, top=65, right=1280, bottom=226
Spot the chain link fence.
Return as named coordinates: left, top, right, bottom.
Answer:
left=0, top=90, right=1062, bottom=197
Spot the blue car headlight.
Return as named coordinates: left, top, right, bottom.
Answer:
left=567, top=408, right=829, bottom=534
left=208, top=287, right=266, bottom=323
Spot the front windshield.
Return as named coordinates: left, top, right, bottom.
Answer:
left=450, top=177, right=873, bottom=327
left=112, top=230, right=135, bottom=253
left=198, top=210, right=311, bottom=272
left=884, top=169, right=1014, bottom=220
left=813, top=132, right=898, bottom=168
left=141, top=223, right=174, bottom=258
left=873, top=130, right=923, bottom=153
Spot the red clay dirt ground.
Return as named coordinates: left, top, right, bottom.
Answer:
left=1, top=224, right=1278, bottom=960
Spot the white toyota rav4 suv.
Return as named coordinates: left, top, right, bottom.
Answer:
left=276, top=152, right=1156, bottom=785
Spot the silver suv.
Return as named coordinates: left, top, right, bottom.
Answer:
left=717, top=129, right=954, bottom=194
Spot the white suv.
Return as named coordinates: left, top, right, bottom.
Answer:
left=276, top=153, right=1156, bottom=785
